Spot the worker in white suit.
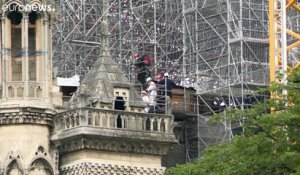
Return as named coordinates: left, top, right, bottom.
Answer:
left=145, top=77, right=157, bottom=113
left=141, top=91, right=150, bottom=113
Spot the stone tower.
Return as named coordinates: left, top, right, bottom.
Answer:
left=51, top=18, right=177, bottom=175
left=0, top=0, right=61, bottom=174
left=0, top=0, right=177, bottom=174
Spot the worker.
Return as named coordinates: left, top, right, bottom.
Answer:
left=157, top=72, right=176, bottom=98
left=145, top=77, right=157, bottom=113
left=155, top=72, right=164, bottom=82
left=140, top=90, right=150, bottom=113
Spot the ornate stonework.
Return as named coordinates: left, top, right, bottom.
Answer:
left=0, top=109, right=53, bottom=126
left=1, top=145, right=55, bottom=175
left=0, top=0, right=177, bottom=174
left=56, top=137, right=171, bottom=156
left=51, top=107, right=176, bottom=160
left=60, top=162, right=165, bottom=175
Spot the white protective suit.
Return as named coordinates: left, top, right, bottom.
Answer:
left=146, top=81, right=157, bottom=107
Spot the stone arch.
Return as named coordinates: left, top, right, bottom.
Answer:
left=36, top=86, right=42, bottom=98
left=4, top=0, right=23, bottom=7
left=145, top=118, right=150, bottom=131
left=3, top=0, right=48, bottom=20
left=4, top=0, right=22, bottom=4
left=5, top=2, right=23, bottom=83
left=160, top=119, right=166, bottom=132
left=2, top=0, right=23, bottom=16
left=5, top=159, right=24, bottom=175
left=28, top=0, right=48, bottom=18
left=29, top=0, right=43, bottom=6
left=27, top=158, right=53, bottom=175
left=153, top=117, right=158, bottom=131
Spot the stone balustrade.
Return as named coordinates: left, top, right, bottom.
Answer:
left=53, top=108, right=174, bottom=134
left=7, top=81, right=43, bottom=98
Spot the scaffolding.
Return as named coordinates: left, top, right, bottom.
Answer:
left=53, top=0, right=183, bottom=83
left=108, top=0, right=183, bottom=82
left=181, top=0, right=270, bottom=159
left=269, top=0, right=300, bottom=84
left=52, top=0, right=299, bottom=162
left=184, top=0, right=269, bottom=99
left=53, top=0, right=102, bottom=77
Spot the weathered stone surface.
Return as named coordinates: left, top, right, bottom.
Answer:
left=0, top=1, right=177, bottom=174
left=60, top=161, right=165, bottom=175
left=53, top=129, right=175, bottom=156
left=0, top=108, right=53, bottom=126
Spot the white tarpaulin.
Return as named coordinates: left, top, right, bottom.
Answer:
left=57, top=75, right=80, bottom=87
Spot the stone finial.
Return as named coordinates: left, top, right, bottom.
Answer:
left=101, top=20, right=110, bottom=57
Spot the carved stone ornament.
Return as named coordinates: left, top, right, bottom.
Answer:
left=60, top=162, right=165, bottom=175
left=57, top=137, right=171, bottom=156
left=0, top=111, right=53, bottom=126
left=35, top=146, right=47, bottom=156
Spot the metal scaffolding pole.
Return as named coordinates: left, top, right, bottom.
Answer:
left=269, top=0, right=300, bottom=83
left=53, top=0, right=183, bottom=83
left=52, top=0, right=300, bottom=161
left=182, top=0, right=270, bottom=159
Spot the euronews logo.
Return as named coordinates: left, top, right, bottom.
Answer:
left=2, top=4, right=55, bottom=12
